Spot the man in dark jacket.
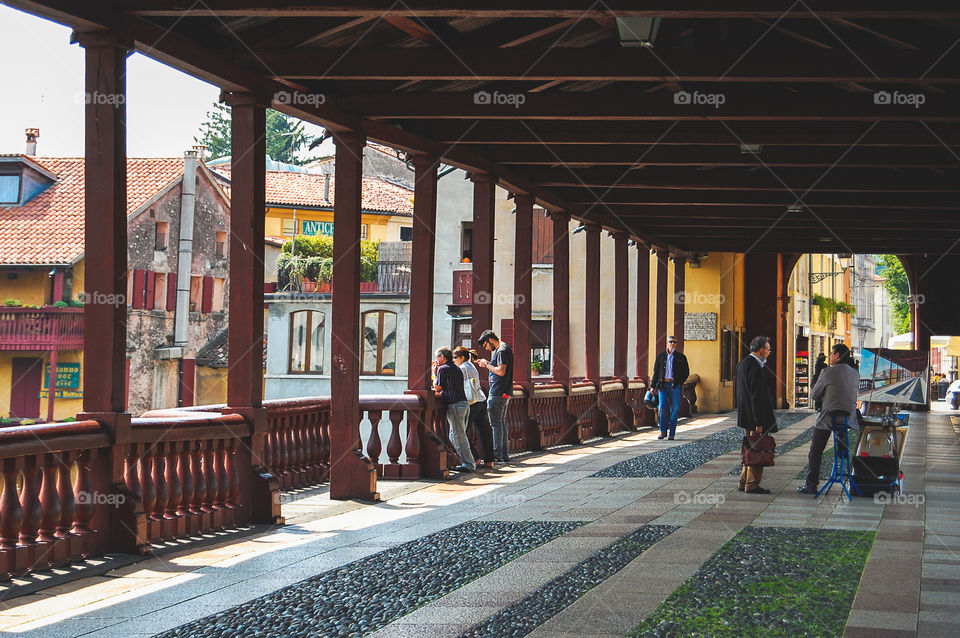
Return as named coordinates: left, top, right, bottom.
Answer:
left=736, top=336, right=778, bottom=494
left=650, top=336, right=690, bottom=440
left=811, top=353, right=827, bottom=411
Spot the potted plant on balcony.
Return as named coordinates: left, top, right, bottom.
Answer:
left=531, top=360, right=543, bottom=377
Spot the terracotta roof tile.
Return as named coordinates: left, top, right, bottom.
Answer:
left=0, top=157, right=185, bottom=265
left=213, top=168, right=412, bottom=216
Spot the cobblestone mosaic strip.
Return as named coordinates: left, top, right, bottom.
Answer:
left=459, top=525, right=678, bottom=638
left=156, top=521, right=583, bottom=638
left=630, top=526, right=875, bottom=637
left=596, top=412, right=809, bottom=478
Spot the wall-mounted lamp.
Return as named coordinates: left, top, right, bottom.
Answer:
left=627, top=239, right=637, bottom=247
left=572, top=223, right=587, bottom=234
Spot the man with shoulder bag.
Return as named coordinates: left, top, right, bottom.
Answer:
left=736, top=336, right=779, bottom=494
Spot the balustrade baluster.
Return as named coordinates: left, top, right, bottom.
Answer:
left=226, top=442, right=240, bottom=509
left=304, top=415, right=319, bottom=481
left=124, top=444, right=142, bottom=501
left=18, top=456, right=41, bottom=547
left=55, top=452, right=75, bottom=539
left=190, top=442, right=206, bottom=514
left=366, top=410, right=382, bottom=464
left=178, top=441, right=193, bottom=517
left=261, top=423, right=273, bottom=471
left=164, top=443, right=181, bottom=519
left=202, top=441, right=218, bottom=512
left=277, top=419, right=290, bottom=477
left=285, top=421, right=297, bottom=477
left=37, top=453, right=61, bottom=543
left=72, top=450, right=94, bottom=537
left=0, top=459, right=21, bottom=550
left=405, top=410, right=421, bottom=469
left=152, top=443, right=170, bottom=521
left=386, top=410, right=403, bottom=465
left=213, top=441, right=227, bottom=510
left=292, top=418, right=304, bottom=479
left=139, top=445, right=157, bottom=519
left=319, top=411, right=331, bottom=477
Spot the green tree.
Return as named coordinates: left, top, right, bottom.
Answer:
left=194, top=102, right=317, bottom=165
left=874, top=254, right=911, bottom=334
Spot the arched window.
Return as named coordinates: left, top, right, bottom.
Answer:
left=361, top=310, right=397, bottom=376
left=289, top=310, right=325, bottom=374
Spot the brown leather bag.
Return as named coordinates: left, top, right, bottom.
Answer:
left=742, top=431, right=776, bottom=467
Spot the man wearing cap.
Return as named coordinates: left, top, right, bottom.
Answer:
left=475, top=330, right=513, bottom=463
left=650, top=336, right=690, bottom=440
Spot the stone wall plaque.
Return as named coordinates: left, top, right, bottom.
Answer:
left=684, top=312, right=718, bottom=341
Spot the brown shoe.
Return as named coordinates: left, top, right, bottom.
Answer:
left=657, top=433, right=667, bottom=440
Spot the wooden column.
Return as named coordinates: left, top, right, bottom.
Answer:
left=613, top=232, right=628, bottom=380
left=513, top=194, right=533, bottom=391
left=550, top=212, right=570, bottom=387
left=776, top=253, right=788, bottom=408
left=329, top=132, right=378, bottom=501
left=673, top=257, right=686, bottom=343
left=584, top=223, right=601, bottom=382
left=470, top=173, right=496, bottom=347
left=222, top=91, right=277, bottom=523
left=76, top=32, right=129, bottom=419
left=404, top=153, right=445, bottom=479
left=654, top=250, right=669, bottom=355
left=224, top=92, right=266, bottom=410
left=636, top=245, right=651, bottom=378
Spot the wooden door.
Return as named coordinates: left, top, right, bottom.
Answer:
left=10, top=357, right=43, bottom=418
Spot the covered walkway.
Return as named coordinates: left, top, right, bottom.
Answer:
left=1, top=407, right=956, bottom=637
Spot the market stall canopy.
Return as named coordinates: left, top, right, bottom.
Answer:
left=889, top=333, right=960, bottom=356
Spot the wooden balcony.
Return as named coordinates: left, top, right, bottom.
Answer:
left=0, top=307, right=84, bottom=351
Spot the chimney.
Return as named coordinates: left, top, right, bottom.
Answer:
left=192, top=144, right=207, bottom=161
left=323, top=173, right=331, bottom=202
left=25, top=128, right=39, bottom=156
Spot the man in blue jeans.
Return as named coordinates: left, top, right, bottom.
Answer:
left=650, top=335, right=689, bottom=440
left=476, top=329, right=513, bottom=463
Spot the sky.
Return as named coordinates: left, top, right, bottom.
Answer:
left=0, top=4, right=330, bottom=158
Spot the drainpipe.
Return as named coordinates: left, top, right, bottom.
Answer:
left=174, top=150, right=198, bottom=346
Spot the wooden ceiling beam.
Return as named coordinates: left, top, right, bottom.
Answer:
left=549, top=188, right=960, bottom=208
left=120, top=2, right=960, bottom=19
left=339, top=89, right=959, bottom=121
left=247, top=45, right=960, bottom=83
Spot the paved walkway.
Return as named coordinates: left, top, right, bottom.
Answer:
left=0, top=405, right=956, bottom=638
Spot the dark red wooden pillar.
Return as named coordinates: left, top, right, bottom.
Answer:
left=222, top=91, right=278, bottom=524
left=584, top=223, right=601, bottom=382
left=224, top=92, right=265, bottom=411
left=673, top=256, right=686, bottom=343
left=76, top=32, right=129, bottom=422
left=613, top=232, right=628, bottom=380
left=776, top=253, right=788, bottom=408
left=513, top=194, right=533, bottom=391
left=471, top=173, right=496, bottom=347
left=405, top=153, right=446, bottom=479
left=551, top=212, right=570, bottom=387
left=329, top=132, right=378, bottom=501
left=654, top=250, right=669, bottom=355
left=75, top=30, right=137, bottom=552
left=636, top=245, right=651, bottom=378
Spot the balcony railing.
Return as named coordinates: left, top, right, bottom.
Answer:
left=0, top=307, right=84, bottom=351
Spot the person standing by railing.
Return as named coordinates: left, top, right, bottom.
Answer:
left=432, top=347, right=475, bottom=473
left=454, top=347, right=495, bottom=469
left=475, top=329, right=513, bottom=463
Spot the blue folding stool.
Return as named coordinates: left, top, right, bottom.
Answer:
left=817, top=411, right=861, bottom=501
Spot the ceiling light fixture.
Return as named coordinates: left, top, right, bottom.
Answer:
left=573, top=223, right=587, bottom=234
left=616, top=17, right=661, bottom=48
left=739, top=143, right=763, bottom=154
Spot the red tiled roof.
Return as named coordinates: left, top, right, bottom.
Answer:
left=0, top=157, right=186, bottom=265
left=213, top=168, right=413, bottom=216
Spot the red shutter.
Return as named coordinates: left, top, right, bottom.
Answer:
left=145, top=271, right=156, bottom=310
left=166, top=275, right=177, bottom=311
left=500, top=318, right=514, bottom=347
left=201, top=276, right=213, bottom=313
left=132, top=269, right=145, bottom=309
left=532, top=210, right=554, bottom=264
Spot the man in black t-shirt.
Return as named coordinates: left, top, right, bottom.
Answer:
left=476, top=329, right=513, bottom=463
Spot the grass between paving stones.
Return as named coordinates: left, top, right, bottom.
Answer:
left=595, top=412, right=810, bottom=479
left=154, top=520, right=584, bottom=638
left=629, top=526, right=875, bottom=638
left=458, top=524, right=678, bottom=638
